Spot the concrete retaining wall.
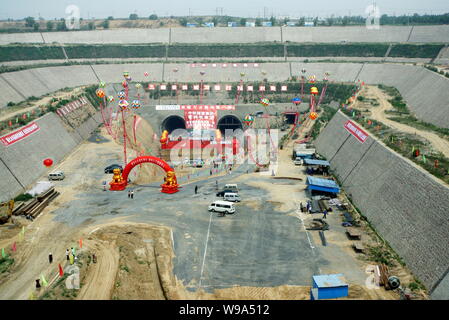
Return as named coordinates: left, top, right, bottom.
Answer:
left=1, top=26, right=448, bottom=45
left=314, top=110, right=449, bottom=299
left=1, top=62, right=448, bottom=129
left=0, top=111, right=101, bottom=203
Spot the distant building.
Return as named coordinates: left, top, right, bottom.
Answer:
left=304, top=21, right=314, bottom=27
left=262, top=21, right=272, bottom=27
left=227, top=22, right=238, bottom=27
left=245, top=21, right=256, bottom=27
left=286, top=21, right=297, bottom=27
left=186, top=23, right=198, bottom=27
left=203, top=22, right=214, bottom=27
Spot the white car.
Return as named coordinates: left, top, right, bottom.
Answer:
left=48, top=171, right=65, bottom=181
left=293, top=158, right=303, bottom=165
left=208, top=200, right=236, bottom=214
left=224, top=193, right=241, bottom=202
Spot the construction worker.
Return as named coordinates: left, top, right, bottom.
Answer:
left=195, top=185, right=198, bottom=194
left=66, top=249, right=69, bottom=261
left=48, top=252, right=53, bottom=264
left=322, top=210, right=328, bottom=219
left=35, top=279, right=41, bottom=289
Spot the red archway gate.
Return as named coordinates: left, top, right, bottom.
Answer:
left=109, top=156, right=179, bottom=194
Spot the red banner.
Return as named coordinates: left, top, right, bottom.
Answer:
left=1, top=122, right=40, bottom=146
left=180, top=105, right=235, bottom=110
left=344, top=120, right=369, bottom=143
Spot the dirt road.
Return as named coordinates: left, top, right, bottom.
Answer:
left=358, top=86, right=449, bottom=158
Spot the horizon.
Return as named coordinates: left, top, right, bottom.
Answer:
left=1, top=0, right=449, bottom=20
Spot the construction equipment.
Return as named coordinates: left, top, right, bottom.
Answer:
left=0, top=200, right=14, bottom=224
left=306, top=218, right=329, bottom=231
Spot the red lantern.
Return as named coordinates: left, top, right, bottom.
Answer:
left=309, top=112, right=318, bottom=120
left=43, top=158, right=53, bottom=167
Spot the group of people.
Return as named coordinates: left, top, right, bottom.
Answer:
left=127, top=190, right=134, bottom=199
left=299, top=201, right=329, bottom=219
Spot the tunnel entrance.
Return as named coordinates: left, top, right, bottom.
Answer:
left=161, top=115, right=186, bottom=133
left=284, top=113, right=297, bottom=124
left=217, top=115, right=243, bottom=134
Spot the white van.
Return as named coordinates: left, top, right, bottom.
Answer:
left=48, top=171, right=65, bottom=181
left=224, top=193, right=241, bottom=202
left=208, top=200, right=235, bottom=214
left=224, top=184, right=238, bottom=192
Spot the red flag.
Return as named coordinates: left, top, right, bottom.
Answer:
left=58, top=264, right=64, bottom=277
left=22, top=113, right=27, bottom=119
left=8, top=120, right=12, bottom=127
left=12, top=242, right=16, bottom=252
left=79, top=238, right=83, bottom=248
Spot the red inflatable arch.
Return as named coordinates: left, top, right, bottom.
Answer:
left=109, top=156, right=179, bottom=194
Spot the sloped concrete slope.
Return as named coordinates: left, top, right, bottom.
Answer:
left=1, top=63, right=448, bottom=129
left=0, top=112, right=101, bottom=202
left=314, top=110, right=449, bottom=299
left=1, top=26, right=448, bottom=45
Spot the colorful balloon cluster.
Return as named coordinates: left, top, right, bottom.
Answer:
left=310, top=87, right=319, bottom=95
left=96, top=89, right=105, bottom=98
left=309, top=112, right=318, bottom=120
left=243, top=114, right=254, bottom=125
left=135, top=83, right=142, bottom=89
left=144, top=72, right=149, bottom=77
left=260, top=98, right=270, bottom=107
left=118, top=91, right=126, bottom=99
left=131, top=100, right=141, bottom=109
left=108, top=96, right=115, bottom=103
left=308, top=75, right=316, bottom=83
left=98, top=81, right=106, bottom=88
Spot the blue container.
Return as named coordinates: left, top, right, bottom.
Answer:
left=311, top=274, right=349, bottom=300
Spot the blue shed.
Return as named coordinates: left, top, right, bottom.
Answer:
left=306, top=176, right=340, bottom=194
left=310, top=274, right=349, bottom=300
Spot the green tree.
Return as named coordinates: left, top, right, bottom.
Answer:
left=212, top=17, right=219, bottom=26
left=149, top=14, right=158, bottom=20
left=129, top=13, right=138, bottom=20
left=179, top=17, right=188, bottom=26
left=195, top=17, right=204, bottom=25
left=101, top=19, right=109, bottom=29
left=297, top=17, right=305, bottom=26
left=46, top=21, right=54, bottom=31
left=88, top=22, right=95, bottom=30
left=33, top=22, right=39, bottom=31
left=255, top=18, right=262, bottom=26
left=240, top=18, right=247, bottom=26
left=24, top=16, right=35, bottom=27
left=107, top=16, right=114, bottom=20
left=56, top=19, right=67, bottom=31
left=270, top=16, right=277, bottom=26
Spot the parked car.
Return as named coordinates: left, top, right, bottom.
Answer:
left=104, top=164, right=123, bottom=174
left=184, top=159, right=204, bottom=167
left=216, top=189, right=234, bottom=197
left=293, top=157, right=303, bottom=165
left=224, top=184, right=238, bottom=192
left=224, top=193, right=241, bottom=202
left=48, top=171, right=65, bottom=181
left=208, top=200, right=236, bottom=214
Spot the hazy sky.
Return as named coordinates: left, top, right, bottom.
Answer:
left=2, top=0, right=448, bottom=20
